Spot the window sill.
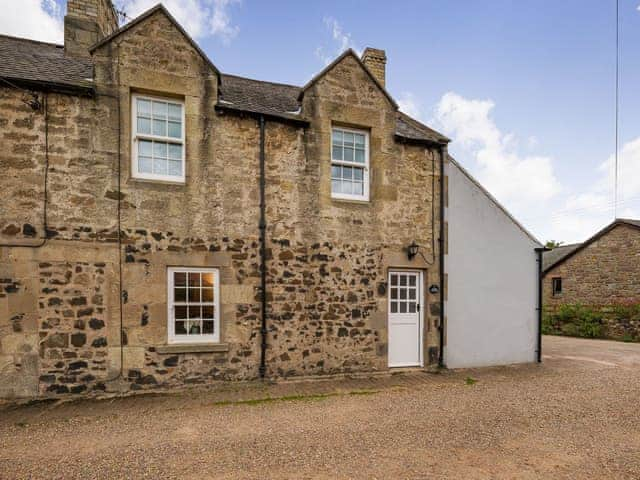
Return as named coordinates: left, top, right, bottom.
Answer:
left=130, top=176, right=186, bottom=186
left=330, top=197, right=371, bottom=205
left=156, top=343, right=229, bottom=354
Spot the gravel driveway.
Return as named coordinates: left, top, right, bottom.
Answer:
left=1, top=335, right=640, bottom=479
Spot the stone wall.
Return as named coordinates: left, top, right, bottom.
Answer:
left=0, top=8, right=443, bottom=399
left=543, top=224, right=640, bottom=309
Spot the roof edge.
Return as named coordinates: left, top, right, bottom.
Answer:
left=89, top=4, right=220, bottom=76
left=449, top=156, right=542, bottom=246
left=396, top=111, right=450, bottom=145
left=298, top=49, right=398, bottom=109
left=543, top=218, right=640, bottom=274
left=215, top=103, right=310, bottom=127
left=0, top=76, right=95, bottom=96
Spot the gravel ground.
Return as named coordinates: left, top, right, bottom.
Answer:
left=1, top=335, right=640, bottom=479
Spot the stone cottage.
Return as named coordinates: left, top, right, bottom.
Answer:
left=543, top=218, right=640, bottom=308
left=0, top=0, right=452, bottom=399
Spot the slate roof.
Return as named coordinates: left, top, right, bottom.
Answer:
left=542, top=243, right=581, bottom=272
left=0, top=4, right=448, bottom=145
left=542, top=218, right=640, bottom=273
left=0, top=34, right=93, bottom=93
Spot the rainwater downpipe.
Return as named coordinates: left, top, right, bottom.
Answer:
left=258, top=115, right=268, bottom=379
left=438, top=144, right=447, bottom=368
left=534, top=247, right=550, bottom=363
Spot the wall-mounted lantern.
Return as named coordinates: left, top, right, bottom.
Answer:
left=407, top=241, right=419, bottom=261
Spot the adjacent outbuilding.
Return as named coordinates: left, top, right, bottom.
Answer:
left=445, top=158, right=542, bottom=368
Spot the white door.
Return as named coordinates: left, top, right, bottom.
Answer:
left=388, top=270, right=423, bottom=367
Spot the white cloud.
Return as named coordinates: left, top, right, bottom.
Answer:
left=121, top=0, right=240, bottom=42
left=397, top=92, right=422, bottom=119
left=433, top=92, right=561, bottom=213
left=315, top=17, right=359, bottom=65
left=0, top=0, right=64, bottom=43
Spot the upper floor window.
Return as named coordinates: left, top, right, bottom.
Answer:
left=132, top=94, right=185, bottom=182
left=331, top=127, right=369, bottom=201
left=168, top=267, right=220, bottom=344
left=552, top=277, right=562, bottom=296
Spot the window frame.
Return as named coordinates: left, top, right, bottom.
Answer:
left=330, top=126, right=370, bottom=202
left=552, top=277, right=562, bottom=296
left=131, top=93, right=186, bottom=183
left=167, top=267, right=220, bottom=344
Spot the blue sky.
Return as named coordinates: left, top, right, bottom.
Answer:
left=3, top=0, right=639, bottom=243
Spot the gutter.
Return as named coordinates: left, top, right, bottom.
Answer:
left=258, top=115, right=268, bottom=379
left=438, top=144, right=447, bottom=368
left=534, top=247, right=551, bottom=362
left=215, top=103, right=309, bottom=128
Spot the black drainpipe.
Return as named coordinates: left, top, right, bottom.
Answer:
left=534, top=247, right=550, bottom=363
left=258, top=115, right=268, bottom=379
left=438, top=144, right=447, bottom=368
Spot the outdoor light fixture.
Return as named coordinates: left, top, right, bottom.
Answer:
left=407, top=241, right=419, bottom=260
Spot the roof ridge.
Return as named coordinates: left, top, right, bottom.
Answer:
left=0, top=33, right=63, bottom=48
left=221, top=73, right=301, bottom=90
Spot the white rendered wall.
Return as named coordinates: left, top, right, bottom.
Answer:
left=445, top=161, right=539, bottom=368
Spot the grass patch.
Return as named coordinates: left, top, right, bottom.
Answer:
left=212, top=389, right=379, bottom=407
left=464, top=377, right=477, bottom=386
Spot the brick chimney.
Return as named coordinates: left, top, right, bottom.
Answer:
left=361, top=48, right=387, bottom=87
left=64, top=0, right=119, bottom=57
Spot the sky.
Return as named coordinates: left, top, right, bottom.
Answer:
left=1, top=0, right=639, bottom=244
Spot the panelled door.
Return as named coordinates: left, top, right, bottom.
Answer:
left=388, top=270, right=423, bottom=367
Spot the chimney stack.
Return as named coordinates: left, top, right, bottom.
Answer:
left=361, top=48, right=387, bottom=87
left=64, top=0, right=119, bottom=57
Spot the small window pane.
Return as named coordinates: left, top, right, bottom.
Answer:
left=354, top=149, right=365, bottom=163
left=354, top=134, right=365, bottom=147
left=175, top=321, right=187, bottom=335
left=152, top=101, right=167, bottom=119
left=153, top=119, right=166, bottom=136
left=168, top=103, right=181, bottom=121
left=332, top=145, right=342, bottom=161
left=188, top=305, right=201, bottom=319
left=188, top=288, right=201, bottom=302
left=343, top=166, right=353, bottom=180
left=400, top=276, right=407, bottom=286
left=188, top=272, right=200, bottom=286
left=353, top=168, right=363, bottom=181
left=408, top=289, right=416, bottom=300
left=399, top=302, right=407, bottom=313
left=174, top=288, right=186, bottom=302
left=168, top=121, right=181, bottom=139
left=154, top=142, right=167, bottom=159
left=344, top=146, right=354, bottom=162
left=343, top=132, right=354, bottom=146
left=331, top=165, right=341, bottom=179
left=408, top=303, right=416, bottom=313
left=153, top=158, right=167, bottom=175
left=137, top=99, right=151, bottom=116
left=202, top=288, right=214, bottom=302
left=332, top=180, right=341, bottom=193
left=168, top=143, right=182, bottom=160
left=391, top=288, right=398, bottom=299
left=409, top=276, right=417, bottom=286
left=202, top=273, right=214, bottom=286
left=139, top=140, right=152, bottom=156
left=332, top=130, right=343, bottom=145
left=187, top=320, right=201, bottom=335
left=341, top=181, right=352, bottom=194
left=175, top=305, right=187, bottom=319
left=202, top=306, right=214, bottom=319
left=390, top=302, right=397, bottom=313
left=390, top=274, right=398, bottom=286
left=174, top=272, right=186, bottom=286
left=399, top=289, right=407, bottom=300
left=137, top=117, right=151, bottom=134
left=202, top=320, right=214, bottom=334
left=139, top=156, right=153, bottom=173
left=168, top=160, right=181, bottom=176
left=353, top=183, right=364, bottom=196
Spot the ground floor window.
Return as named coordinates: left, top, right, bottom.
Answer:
left=167, top=267, right=219, bottom=343
left=552, top=277, right=562, bottom=296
